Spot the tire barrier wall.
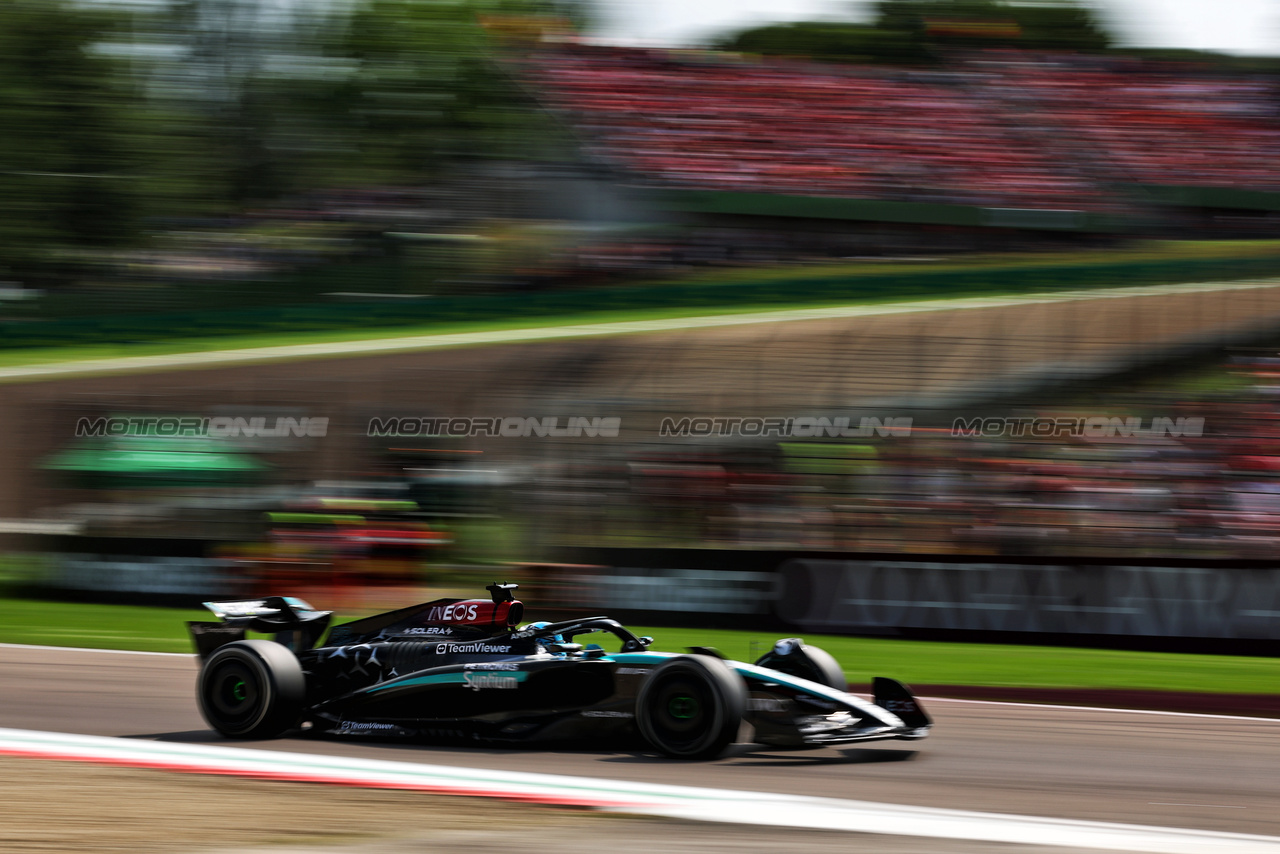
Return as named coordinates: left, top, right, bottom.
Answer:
left=46, top=554, right=237, bottom=601
left=549, top=549, right=1280, bottom=650
left=776, top=558, right=1280, bottom=641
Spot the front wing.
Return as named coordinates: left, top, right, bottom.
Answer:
left=736, top=666, right=932, bottom=748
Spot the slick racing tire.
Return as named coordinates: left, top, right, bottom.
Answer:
left=636, top=655, right=746, bottom=760
left=198, top=640, right=306, bottom=739
left=788, top=643, right=846, bottom=691
left=755, top=639, right=847, bottom=691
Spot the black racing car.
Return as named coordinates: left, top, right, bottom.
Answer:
left=188, top=583, right=930, bottom=759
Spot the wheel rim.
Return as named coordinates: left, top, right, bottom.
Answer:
left=668, top=694, right=698, bottom=719
left=206, top=660, right=263, bottom=729
left=646, top=674, right=715, bottom=751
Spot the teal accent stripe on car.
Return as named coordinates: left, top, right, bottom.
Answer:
left=609, top=653, right=670, bottom=665
left=731, top=662, right=850, bottom=700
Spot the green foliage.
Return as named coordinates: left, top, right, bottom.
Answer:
left=0, top=0, right=145, bottom=280
left=875, top=0, right=1113, bottom=52
left=723, top=22, right=927, bottom=65
left=338, top=0, right=531, bottom=175
left=1011, top=2, right=1112, bottom=51
left=0, top=0, right=568, bottom=282
left=721, top=0, right=1113, bottom=64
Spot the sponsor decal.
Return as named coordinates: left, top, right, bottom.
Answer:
left=339, top=720, right=399, bottom=732
left=464, top=662, right=520, bottom=671
left=463, top=672, right=520, bottom=691
left=188, top=624, right=241, bottom=637
left=581, top=710, right=634, bottom=719
left=437, top=642, right=513, bottom=655
left=882, top=699, right=919, bottom=716
left=212, top=600, right=273, bottom=617
left=615, top=667, right=651, bottom=675
left=426, top=603, right=481, bottom=622
left=400, top=626, right=454, bottom=636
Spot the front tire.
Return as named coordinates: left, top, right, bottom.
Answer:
left=197, top=640, right=305, bottom=739
left=754, top=639, right=847, bottom=690
left=636, top=655, right=745, bottom=760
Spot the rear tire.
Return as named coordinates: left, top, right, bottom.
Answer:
left=636, top=655, right=745, bottom=760
left=197, top=640, right=305, bottom=739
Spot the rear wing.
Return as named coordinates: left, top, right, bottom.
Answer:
left=187, top=596, right=332, bottom=660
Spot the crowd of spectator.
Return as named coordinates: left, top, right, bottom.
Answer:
left=530, top=46, right=1280, bottom=210
left=516, top=352, right=1280, bottom=560
left=970, top=52, right=1280, bottom=191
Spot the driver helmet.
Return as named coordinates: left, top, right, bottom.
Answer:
left=524, top=621, right=565, bottom=649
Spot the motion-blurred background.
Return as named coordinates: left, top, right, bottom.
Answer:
left=4, top=0, right=1280, bottom=651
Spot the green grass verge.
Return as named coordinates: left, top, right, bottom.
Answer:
left=0, top=599, right=210, bottom=654
left=0, top=300, right=873, bottom=370
left=5, top=239, right=1280, bottom=371
left=1, top=597, right=1276, bottom=694
left=625, top=626, right=1280, bottom=694
left=634, top=239, right=1280, bottom=288
left=0, top=276, right=1267, bottom=373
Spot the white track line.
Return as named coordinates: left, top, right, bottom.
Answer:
left=919, top=696, right=1280, bottom=724
left=0, top=642, right=191, bottom=657
left=2, top=277, right=1277, bottom=383
left=1, top=726, right=1277, bottom=853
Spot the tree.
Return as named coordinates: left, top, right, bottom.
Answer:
left=0, top=1, right=144, bottom=282
left=146, top=0, right=566, bottom=195
left=0, top=0, right=578, bottom=285
left=721, top=1, right=1113, bottom=66
left=873, top=0, right=1112, bottom=53
left=721, top=22, right=927, bottom=65
left=335, top=0, right=554, bottom=179
left=141, top=0, right=356, bottom=206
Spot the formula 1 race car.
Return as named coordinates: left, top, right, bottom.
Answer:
left=188, top=584, right=931, bottom=759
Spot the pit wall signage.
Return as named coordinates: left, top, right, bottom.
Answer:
left=549, top=548, right=1280, bottom=643
left=776, top=559, right=1280, bottom=640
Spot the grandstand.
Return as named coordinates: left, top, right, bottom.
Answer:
left=979, top=53, right=1280, bottom=192
left=527, top=46, right=1280, bottom=237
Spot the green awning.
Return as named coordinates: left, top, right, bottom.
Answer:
left=44, top=437, right=268, bottom=487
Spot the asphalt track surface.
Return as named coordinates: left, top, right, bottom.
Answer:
left=3, top=645, right=1278, bottom=842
